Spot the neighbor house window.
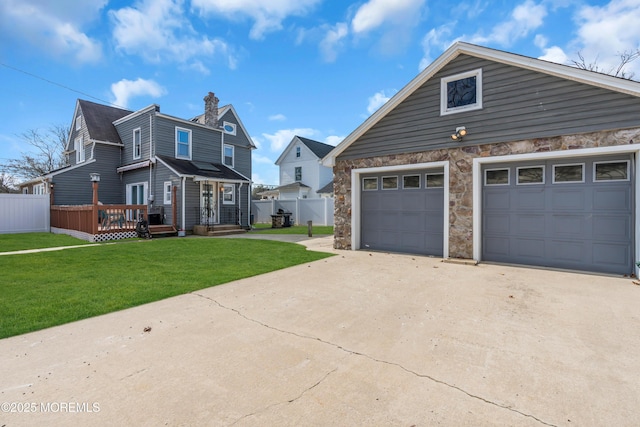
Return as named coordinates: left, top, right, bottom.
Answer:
left=363, top=177, right=378, bottom=191
left=223, top=144, right=234, bottom=167
left=75, top=116, right=82, bottom=130
left=33, top=183, right=45, bottom=195
left=295, top=166, right=302, bottom=182
left=441, top=68, right=482, bottom=115
left=485, top=168, right=509, bottom=185
left=382, top=176, right=398, bottom=190
left=74, top=136, right=85, bottom=163
left=133, top=128, right=141, bottom=160
left=296, top=146, right=301, bottom=158
left=426, top=173, right=445, bottom=188
left=164, top=181, right=172, bottom=205
left=403, top=175, right=420, bottom=189
left=594, top=161, right=629, bottom=181
left=175, top=127, right=191, bottom=159
left=517, top=166, right=544, bottom=185
left=553, top=164, right=584, bottom=183
left=222, top=184, right=234, bottom=204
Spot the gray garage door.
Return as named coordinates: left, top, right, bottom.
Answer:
left=482, top=155, right=634, bottom=274
left=361, top=169, right=444, bottom=256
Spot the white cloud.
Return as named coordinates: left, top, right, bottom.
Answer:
left=0, top=0, right=104, bottom=64
left=469, top=0, right=547, bottom=46
left=319, top=22, right=349, bottom=62
left=261, top=128, right=319, bottom=152
left=535, top=35, right=569, bottom=64
left=351, top=0, right=425, bottom=34
left=367, top=90, right=395, bottom=114
left=269, top=114, right=287, bottom=121
left=192, top=0, right=321, bottom=40
left=252, top=152, right=275, bottom=164
left=110, top=78, right=166, bottom=109
left=571, top=0, right=640, bottom=77
left=324, top=135, right=343, bottom=146
left=419, top=25, right=455, bottom=70
left=110, top=0, right=237, bottom=71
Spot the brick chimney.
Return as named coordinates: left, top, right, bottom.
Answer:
left=203, top=92, right=219, bottom=128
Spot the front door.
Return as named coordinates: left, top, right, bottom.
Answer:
left=201, top=182, right=217, bottom=226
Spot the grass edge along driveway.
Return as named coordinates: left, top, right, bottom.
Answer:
left=0, top=238, right=334, bottom=339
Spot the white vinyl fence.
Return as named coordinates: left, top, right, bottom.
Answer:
left=252, top=198, right=334, bottom=226
left=0, top=194, right=50, bottom=234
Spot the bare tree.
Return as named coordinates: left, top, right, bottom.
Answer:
left=0, top=124, right=69, bottom=181
left=572, top=49, right=640, bottom=80
left=0, top=172, right=19, bottom=193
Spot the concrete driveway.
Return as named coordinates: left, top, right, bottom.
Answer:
left=1, top=236, right=639, bottom=426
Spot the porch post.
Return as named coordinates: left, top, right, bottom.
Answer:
left=91, top=177, right=99, bottom=235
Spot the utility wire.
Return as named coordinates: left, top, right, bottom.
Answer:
left=0, top=62, right=126, bottom=109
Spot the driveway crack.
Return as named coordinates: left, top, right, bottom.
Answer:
left=193, top=292, right=557, bottom=427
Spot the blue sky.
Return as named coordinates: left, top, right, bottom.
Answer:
left=1, top=0, right=638, bottom=185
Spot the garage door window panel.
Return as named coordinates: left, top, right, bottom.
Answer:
left=485, top=168, right=509, bottom=186
left=363, top=177, right=378, bottom=191
left=403, top=175, right=421, bottom=189
left=382, top=176, right=398, bottom=190
left=426, top=173, right=445, bottom=188
left=517, top=166, right=544, bottom=185
left=594, top=161, right=629, bottom=182
left=553, top=164, right=584, bottom=183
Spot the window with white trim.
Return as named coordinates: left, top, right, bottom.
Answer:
left=426, top=173, right=444, bottom=188
left=594, top=161, right=629, bottom=181
left=74, top=136, right=85, bottom=163
left=33, top=183, right=45, bottom=195
left=553, top=164, right=584, bottom=183
left=75, top=116, right=82, bottom=130
left=222, top=184, right=235, bottom=204
left=222, top=121, right=236, bottom=135
left=382, top=176, right=398, bottom=190
left=295, top=166, right=302, bottom=182
left=517, top=166, right=544, bottom=185
left=403, top=174, right=420, bottom=189
left=223, top=144, right=234, bottom=167
left=363, top=177, right=377, bottom=191
left=485, top=168, right=509, bottom=185
left=441, top=68, right=482, bottom=115
left=163, top=181, right=172, bottom=205
left=175, top=127, right=191, bottom=159
left=133, top=128, right=142, bottom=160
left=296, top=146, right=301, bottom=158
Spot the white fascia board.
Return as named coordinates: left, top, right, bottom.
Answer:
left=113, top=104, right=158, bottom=125
left=93, top=139, right=124, bottom=147
left=116, top=160, right=151, bottom=173
left=275, top=136, right=299, bottom=166
left=66, top=101, right=81, bottom=151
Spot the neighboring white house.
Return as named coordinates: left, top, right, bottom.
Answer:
left=264, top=136, right=334, bottom=199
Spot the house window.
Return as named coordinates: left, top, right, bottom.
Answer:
left=222, top=184, right=235, bottom=204
left=382, top=176, right=398, bottom=190
left=127, top=182, right=147, bottom=205
left=363, top=177, right=377, bottom=191
left=33, top=183, right=45, bottom=195
left=296, top=146, right=301, bottom=158
left=133, top=128, right=141, bottom=160
left=594, top=161, right=629, bottom=181
left=223, top=144, right=234, bottom=167
left=485, top=168, right=509, bottom=185
left=426, top=173, right=445, bottom=188
left=175, top=127, right=191, bottom=159
left=517, top=166, right=545, bottom=185
left=222, top=121, right=236, bottom=135
left=441, top=68, right=482, bottom=115
left=295, top=167, right=302, bottom=182
left=75, top=116, right=82, bottom=130
left=403, top=174, right=420, bottom=189
left=74, top=136, right=85, bottom=163
left=163, top=181, right=172, bottom=205
left=553, top=164, right=584, bottom=183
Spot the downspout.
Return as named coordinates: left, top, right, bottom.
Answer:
left=181, top=176, right=186, bottom=231
left=248, top=180, right=252, bottom=229
left=237, top=182, right=243, bottom=226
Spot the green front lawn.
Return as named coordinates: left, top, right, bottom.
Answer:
left=0, top=232, right=91, bottom=253
left=0, top=238, right=333, bottom=339
left=251, top=223, right=333, bottom=235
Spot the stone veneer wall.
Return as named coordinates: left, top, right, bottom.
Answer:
left=333, top=128, right=640, bottom=258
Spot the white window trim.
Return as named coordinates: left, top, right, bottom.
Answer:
left=222, top=121, right=237, bottom=135
left=593, top=160, right=630, bottom=182
left=552, top=163, right=585, bottom=184
left=163, top=181, right=172, bottom=205
left=295, top=166, right=302, bottom=182
left=223, top=144, right=234, bottom=168
left=440, top=68, right=483, bottom=116
left=75, top=116, right=82, bottom=130
left=362, top=177, right=378, bottom=191
left=402, top=174, right=422, bottom=189
left=296, top=146, right=301, bottom=158
left=426, top=172, right=445, bottom=188
left=33, top=183, right=45, bottom=195
left=382, top=176, right=398, bottom=190
left=126, top=182, right=148, bottom=205
left=133, top=128, right=142, bottom=160
left=516, top=165, right=545, bottom=185
left=484, top=168, right=510, bottom=186
left=175, top=127, right=192, bottom=160
left=75, top=136, right=85, bottom=163
left=222, top=183, right=235, bottom=205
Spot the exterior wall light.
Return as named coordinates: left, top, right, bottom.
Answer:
left=90, top=173, right=101, bottom=182
left=451, top=126, right=467, bottom=141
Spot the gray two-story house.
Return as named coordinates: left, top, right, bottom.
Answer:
left=29, top=92, right=254, bottom=233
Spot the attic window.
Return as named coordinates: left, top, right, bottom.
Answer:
left=296, top=146, right=301, bottom=158
left=441, top=69, right=482, bottom=115
left=75, top=116, right=82, bottom=131
left=222, top=121, right=236, bottom=135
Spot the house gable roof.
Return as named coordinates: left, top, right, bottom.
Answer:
left=322, top=41, right=640, bottom=167
left=275, top=136, right=334, bottom=165
left=78, top=99, right=132, bottom=144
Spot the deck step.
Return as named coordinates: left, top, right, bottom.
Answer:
left=149, top=225, right=177, bottom=236
left=206, top=225, right=247, bottom=237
